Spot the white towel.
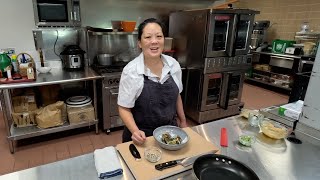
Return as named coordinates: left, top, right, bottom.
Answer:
left=94, top=146, right=123, bottom=179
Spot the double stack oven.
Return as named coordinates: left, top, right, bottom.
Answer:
left=169, top=8, right=259, bottom=123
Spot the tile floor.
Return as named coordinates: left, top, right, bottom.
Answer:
left=0, top=83, right=289, bottom=175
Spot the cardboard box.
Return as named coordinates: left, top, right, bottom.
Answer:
left=279, top=100, right=304, bottom=120
left=12, top=95, right=37, bottom=113
left=67, top=105, right=95, bottom=125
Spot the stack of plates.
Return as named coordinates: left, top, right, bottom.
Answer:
left=66, top=96, right=92, bottom=107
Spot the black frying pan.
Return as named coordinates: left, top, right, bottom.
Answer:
left=193, top=154, right=259, bottom=180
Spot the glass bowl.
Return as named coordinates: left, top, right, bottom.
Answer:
left=144, top=147, right=162, bottom=163
left=260, top=119, right=289, bottom=139
left=239, top=134, right=255, bottom=147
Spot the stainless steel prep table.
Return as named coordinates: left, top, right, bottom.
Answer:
left=0, top=67, right=103, bottom=153
left=1, top=115, right=320, bottom=179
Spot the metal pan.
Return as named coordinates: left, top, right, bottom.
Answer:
left=193, top=154, right=259, bottom=180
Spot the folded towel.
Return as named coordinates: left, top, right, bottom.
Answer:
left=94, top=146, right=123, bottom=179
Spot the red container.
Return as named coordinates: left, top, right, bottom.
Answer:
left=122, top=21, right=136, bottom=32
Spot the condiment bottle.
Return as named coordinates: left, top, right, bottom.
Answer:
left=11, top=54, right=19, bottom=73
left=27, top=63, right=35, bottom=80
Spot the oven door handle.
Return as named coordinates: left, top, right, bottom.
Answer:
left=219, top=72, right=233, bottom=110
left=109, top=89, right=119, bottom=96
left=105, top=87, right=119, bottom=95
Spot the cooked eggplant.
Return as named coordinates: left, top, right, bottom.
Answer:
left=161, top=132, right=182, bottom=145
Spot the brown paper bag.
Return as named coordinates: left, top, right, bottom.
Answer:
left=35, top=101, right=65, bottom=129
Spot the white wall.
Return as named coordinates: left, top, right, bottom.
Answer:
left=0, top=0, right=38, bottom=59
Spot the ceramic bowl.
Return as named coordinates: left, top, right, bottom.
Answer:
left=153, top=125, right=189, bottom=151
left=37, top=67, right=51, bottom=73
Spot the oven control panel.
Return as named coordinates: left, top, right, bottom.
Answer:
left=205, top=55, right=252, bottom=73
left=103, top=72, right=122, bottom=87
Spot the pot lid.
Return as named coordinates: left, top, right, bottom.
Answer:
left=60, top=45, right=86, bottom=55
left=66, top=96, right=91, bottom=105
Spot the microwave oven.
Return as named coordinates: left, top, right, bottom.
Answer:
left=32, top=0, right=81, bottom=27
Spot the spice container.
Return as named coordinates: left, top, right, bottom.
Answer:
left=144, top=147, right=162, bottom=163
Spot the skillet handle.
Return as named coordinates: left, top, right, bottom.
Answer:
left=155, top=161, right=178, bottom=171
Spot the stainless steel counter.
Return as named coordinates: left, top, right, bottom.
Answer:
left=0, top=67, right=102, bottom=89
left=251, top=51, right=302, bottom=59
left=1, top=116, right=320, bottom=180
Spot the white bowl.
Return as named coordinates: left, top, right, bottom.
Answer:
left=153, top=125, right=189, bottom=151
left=37, top=67, right=51, bottom=73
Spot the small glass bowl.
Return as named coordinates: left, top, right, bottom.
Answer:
left=239, top=134, right=255, bottom=147
left=144, top=147, right=162, bottom=163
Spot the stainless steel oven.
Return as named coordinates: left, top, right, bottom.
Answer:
left=185, top=69, right=245, bottom=123
left=169, top=8, right=258, bottom=124
left=93, top=67, right=124, bottom=134
left=206, top=13, right=255, bottom=57
left=201, top=71, right=244, bottom=111
left=32, top=0, right=81, bottom=27
left=169, top=8, right=258, bottom=68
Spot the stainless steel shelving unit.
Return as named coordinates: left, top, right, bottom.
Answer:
left=0, top=67, right=102, bottom=153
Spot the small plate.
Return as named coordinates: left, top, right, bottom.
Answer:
left=66, top=96, right=91, bottom=105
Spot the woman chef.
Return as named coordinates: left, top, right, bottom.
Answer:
left=118, top=18, right=187, bottom=145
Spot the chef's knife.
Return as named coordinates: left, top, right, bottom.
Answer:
left=155, top=151, right=218, bottom=171
left=129, top=143, right=141, bottom=161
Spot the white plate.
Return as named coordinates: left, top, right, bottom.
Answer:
left=66, top=100, right=92, bottom=108
left=66, top=96, right=91, bottom=105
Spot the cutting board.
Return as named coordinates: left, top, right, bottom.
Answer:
left=116, top=127, right=219, bottom=180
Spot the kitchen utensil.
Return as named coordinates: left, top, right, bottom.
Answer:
left=153, top=125, right=189, bottom=151
left=39, top=48, right=44, bottom=67
left=144, top=147, right=162, bottom=163
left=155, top=151, right=217, bottom=171
left=193, top=154, right=260, bottom=180
left=97, top=54, right=114, bottom=66
left=60, top=45, right=85, bottom=70
left=220, top=128, right=228, bottom=155
left=129, top=144, right=141, bottom=161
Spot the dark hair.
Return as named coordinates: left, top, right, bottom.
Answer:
left=137, top=18, right=165, bottom=40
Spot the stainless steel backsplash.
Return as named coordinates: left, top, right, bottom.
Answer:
left=32, top=0, right=214, bottom=66
left=81, top=0, right=213, bottom=29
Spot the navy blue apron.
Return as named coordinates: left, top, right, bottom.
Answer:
left=122, top=74, right=179, bottom=142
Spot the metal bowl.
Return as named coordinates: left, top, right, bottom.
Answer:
left=153, top=125, right=189, bottom=151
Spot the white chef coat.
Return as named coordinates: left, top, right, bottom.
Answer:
left=118, top=53, right=183, bottom=108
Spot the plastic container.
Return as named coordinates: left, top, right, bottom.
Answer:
left=122, top=21, right=136, bottom=32
left=272, top=39, right=296, bottom=54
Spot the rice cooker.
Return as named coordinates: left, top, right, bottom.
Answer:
left=60, top=45, right=85, bottom=70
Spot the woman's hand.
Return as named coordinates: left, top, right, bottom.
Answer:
left=179, top=120, right=188, bottom=128
left=131, top=130, right=147, bottom=145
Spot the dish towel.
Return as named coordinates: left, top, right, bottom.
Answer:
left=94, top=146, right=123, bottom=179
